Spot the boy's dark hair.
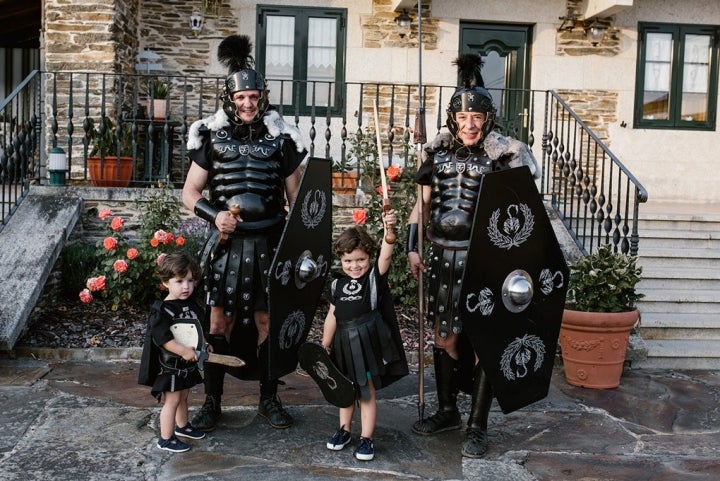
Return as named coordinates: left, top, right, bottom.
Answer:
left=157, top=251, right=201, bottom=283
left=333, top=226, right=377, bottom=259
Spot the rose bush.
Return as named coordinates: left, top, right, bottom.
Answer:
left=79, top=209, right=188, bottom=309
left=79, top=181, right=207, bottom=310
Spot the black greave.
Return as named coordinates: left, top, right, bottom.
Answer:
left=468, top=363, right=493, bottom=430
left=434, top=348, right=460, bottom=413
left=204, top=334, right=228, bottom=398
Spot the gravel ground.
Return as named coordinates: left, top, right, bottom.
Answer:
left=18, top=297, right=431, bottom=352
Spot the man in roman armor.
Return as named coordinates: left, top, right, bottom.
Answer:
left=182, top=34, right=307, bottom=431
left=407, top=54, right=540, bottom=457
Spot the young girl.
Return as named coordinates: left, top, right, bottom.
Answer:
left=138, top=252, right=206, bottom=453
left=321, top=209, right=409, bottom=461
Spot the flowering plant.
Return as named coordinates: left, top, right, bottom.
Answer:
left=79, top=209, right=188, bottom=309
left=78, top=181, right=204, bottom=309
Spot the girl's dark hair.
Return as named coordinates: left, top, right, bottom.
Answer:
left=157, top=251, right=201, bottom=283
left=332, top=226, right=377, bottom=259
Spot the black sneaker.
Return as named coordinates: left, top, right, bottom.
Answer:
left=461, top=428, right=488, bottom=458
left=354, top=436, right=374, bottom=461
left=411, top=410, right=462, bottom=435
left=174, top=422, right=206, bottom=440
left=191, top=395, right=221, bottom=432
left=258, top=395, right=293, bottom=429
left=157, top=435, right=190, bottom=453
left=326, top=426, right=351, bottom=451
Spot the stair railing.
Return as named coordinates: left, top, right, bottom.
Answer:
left=542, top=91, right=648, bottom=256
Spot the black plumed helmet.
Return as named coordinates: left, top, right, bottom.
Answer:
left=446, top=54, right=496, bottom=138
left=217, top=34, right=269, bottom=125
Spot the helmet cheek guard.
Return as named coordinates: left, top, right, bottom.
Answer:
left=221, top=68, right=270, bottom=125
left=446, top=86, right=496, bottom=140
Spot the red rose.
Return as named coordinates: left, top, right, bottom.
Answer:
left=98, top=209, right=112, bottom=220
left=352, top=209, right=368, bottom=225
left=175, top=236, right=185, bottom=246
left=387, top=165, right=402, bottom=181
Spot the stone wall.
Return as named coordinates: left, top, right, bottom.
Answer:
left=555, top=89, right=618, bottom=144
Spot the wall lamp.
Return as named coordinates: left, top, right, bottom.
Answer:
left=585, top=20, right=608, bottom=46
left=189, top=11, right=204, bottom=36
left=394, top=9, right=412, bottom=37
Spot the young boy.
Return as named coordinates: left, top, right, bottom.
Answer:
left=138, top=252, right=206, bottom=453
left=321, top=209, right=409, bottom=461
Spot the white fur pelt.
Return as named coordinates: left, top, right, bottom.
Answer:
left=186, top=109, right=306, bottom=153
left=424, top=129, right=541, bottom=179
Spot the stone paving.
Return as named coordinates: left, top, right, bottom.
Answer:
left=1, top=356, right=719, bottom=480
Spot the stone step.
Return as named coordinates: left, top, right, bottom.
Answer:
left=637, top=275, right=720, bottom=290
left=636, top=288, right=720, bottom=305
left=634, top=339, right=720, bottom=369
left=637, top=228, right=720, bottom=249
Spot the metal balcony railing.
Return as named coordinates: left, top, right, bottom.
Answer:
left=1, top=70, right=647, bottom=256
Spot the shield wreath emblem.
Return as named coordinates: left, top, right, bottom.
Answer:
left=266, top=157, right=333, bottom=379
left=459, top=166, right=569, bottom=414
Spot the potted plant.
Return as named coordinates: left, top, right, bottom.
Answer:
left=143, top=78, right=170, bottom=119
left=559, top=243, right=644, bottom=389
left=87, top=115, right=134, bottom=187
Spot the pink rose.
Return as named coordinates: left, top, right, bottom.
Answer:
left=352, top=209, right=368, bottom=225
left=98, top=209, right=112, bottom=220
left=79, top=289, right=93, bottom=303
left=110, top=216, right=125, bottom=231
left=126, top=248, right=139, bottom=260
left=113, top=259, right=128, bottom=273
left=103, top=237, right=118, bottom=251
left=157, top=253, right=168, bottom=266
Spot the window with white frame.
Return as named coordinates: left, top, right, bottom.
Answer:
left=257, top=5, right=347, bottom=116
left=635, top=23, right=718, bottom=130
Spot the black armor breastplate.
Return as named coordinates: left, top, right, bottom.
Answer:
left=427, top=147, right=493, bottom=248
left=209, top=128, right=285, bottom=225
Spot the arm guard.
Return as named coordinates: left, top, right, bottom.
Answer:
left=194, top=198, right=220, bottom=224
left=406, top=223, right=419, bottom=254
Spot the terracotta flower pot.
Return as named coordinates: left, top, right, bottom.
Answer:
left=88, top=156, right=133, bottom=187
left=559, top=307, right=640, bottom=389
left=332, top=171, right=358, bottom=194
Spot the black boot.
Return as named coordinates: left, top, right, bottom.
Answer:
left=412, top=348, right=462, bottom=435
left=257, top=341, right=293, bottom=429
left=461, top=364, right=492, bottom=458
left=191, top=334, right=227, bottom=431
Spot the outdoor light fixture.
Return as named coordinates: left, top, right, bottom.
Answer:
left=585, top=20, right=608, bottom=47
left=48, top=147, right=67, bottom=186
left=395, top=9, right=412, bottom=37
left=189, top=11, right=204, bottom=35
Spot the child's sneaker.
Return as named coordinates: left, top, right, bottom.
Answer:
left=174, top=423, right=206, bottom=440
left=326, top=426, right=352, bottom=451
left=157, top=435, right=190, bottom=453
left=354, top=436, right=374, bottom=461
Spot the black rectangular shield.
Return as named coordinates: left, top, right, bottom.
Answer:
left=459, top=166, right=569, bottom=414
left=267, top=157, right=333, bottom=379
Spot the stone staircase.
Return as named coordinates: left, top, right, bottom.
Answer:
left=633, top=202, right=720, bottom=369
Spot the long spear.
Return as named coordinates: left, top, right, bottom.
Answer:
left=412, top=0, right=427, bottom=422
left=372, top=100, right=397, bottom=245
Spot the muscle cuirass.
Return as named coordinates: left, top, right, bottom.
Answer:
left=427, top=147, right=493, bottom=248
left=208, top=127, right=286, bottom=227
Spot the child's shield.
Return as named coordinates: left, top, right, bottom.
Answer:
left=298, top=342, right=355, bottom=408
left=266, top=157, right=333, bottom=379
